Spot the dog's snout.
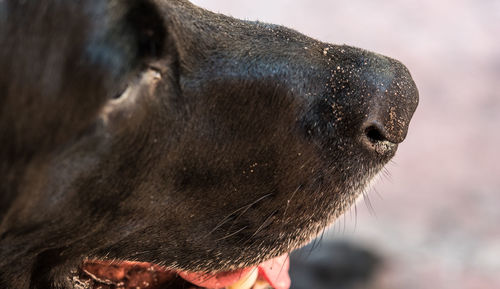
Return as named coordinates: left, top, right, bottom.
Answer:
left=301, top=48, right=418, bottom=159
left=357, top=58, right=419, bottom=155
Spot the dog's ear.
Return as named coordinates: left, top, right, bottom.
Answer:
left=120, top=0, right=167, bottom=60
left=0, top=0, right=167, bottom=160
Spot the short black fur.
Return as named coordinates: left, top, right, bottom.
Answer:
left=0, top=0, right=418, bottom=288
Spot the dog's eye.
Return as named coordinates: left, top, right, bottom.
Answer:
left=111, top=66, right=162, bottom=101
left=100, top=67, right=162, bottom=125
left=112, top=84, right=129, bottom=100
left=111, top=67, right=162, bottom=101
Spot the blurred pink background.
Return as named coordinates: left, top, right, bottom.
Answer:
left=190, top=0, right=500, bottom=288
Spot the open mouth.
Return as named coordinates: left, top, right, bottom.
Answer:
left=77, top=254, right=290, bottom=289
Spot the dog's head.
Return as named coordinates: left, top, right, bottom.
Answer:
left=0, top=0, right=418, bottom=288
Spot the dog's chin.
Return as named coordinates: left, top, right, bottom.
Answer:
left=72, top=166, right=383, bottom=289
left=77, top=254, right=289, bottom=289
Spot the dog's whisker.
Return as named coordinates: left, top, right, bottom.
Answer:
left=382, top=167, right=393, bottom=182
left=340, top=209, right=347, bottom=235
left=363, top=190, right=377, bottom=216
left=214, top=226, right=248, bottom=242
left=277, top=253, right=290, bottom=282
left=202, top=194, right=271, bottom=240
left=318, top=229, right=326, bottom=246
left=372, top=187, right=384, bottom=200
left=227, top=193, right=273, bottom=231
left=305, top=225, right=323, bottom=260
left=311, top=226, right=324, bottom=252
left=250, top=210, right=278, bottom=239
left=281, top=185, right=301, bottom=222
left=354, top=201, right=358, bottom=231
left=202, top=209, right=245, bottom=239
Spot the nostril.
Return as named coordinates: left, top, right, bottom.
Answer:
left=362, top=122, right=397, bottom=155
left=364, top=123, right=387, bottom=144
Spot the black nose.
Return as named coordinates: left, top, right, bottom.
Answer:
left=359, top=57, right=419, bottom=155
left=362, top=121, right=397, bottom=155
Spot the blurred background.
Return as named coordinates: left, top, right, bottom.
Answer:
left=192, top=0, right=500, bottom=288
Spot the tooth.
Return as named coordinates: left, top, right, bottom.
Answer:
left=252, top=279, right=273, bottom=289
left=227, top=268, right=258, bottom=289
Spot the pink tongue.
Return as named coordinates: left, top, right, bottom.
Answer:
left=178, top=267, right=254, bottom=288
left=257, top=254, right=290, bottom=289
left=178, top=254, right=290, bottom=289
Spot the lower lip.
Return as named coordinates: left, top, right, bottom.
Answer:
left=81, top=253, right=290, bottom=289
left=178, top=267, right=255, bottom=288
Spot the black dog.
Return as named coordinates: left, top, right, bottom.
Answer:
left=0, top=1, right=418, bottom=288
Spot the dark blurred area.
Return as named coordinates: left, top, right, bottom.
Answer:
left=192, top=0, right=500, bottom=288
left=290, top=240, right=381, bottom=289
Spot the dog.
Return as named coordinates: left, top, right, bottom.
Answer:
left=0, top=0, right=418, bottom=288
